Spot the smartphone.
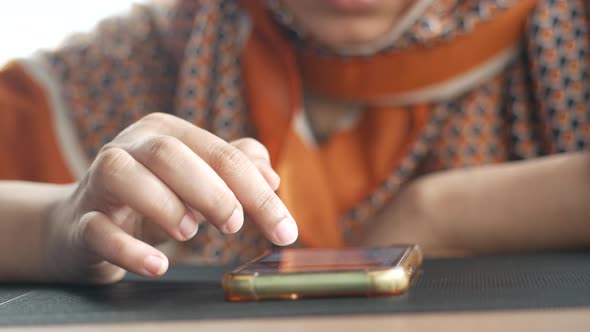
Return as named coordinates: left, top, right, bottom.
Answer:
left=222, top=245, right=423, bottom=302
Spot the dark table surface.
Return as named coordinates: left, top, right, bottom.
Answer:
left=1, top=252, right=590, bottom=326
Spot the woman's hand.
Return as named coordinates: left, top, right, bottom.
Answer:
left=43, top=113, right=297, bottom=284
left=363, top=153, right=590, bottom=257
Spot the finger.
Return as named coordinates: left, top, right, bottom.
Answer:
left=231, top=138, right=281, bottom=191
left=186, top=208, right=207, bottom=224
left=79, top=211, right=169, bottom=278
left=135, top=113, right=298, bottom=245
left=142, top=207, right=206, bottom=243
left=126, top=135, right=244, bottom=234
left=254, top=161, right=281, bottom=192
left=230, top=138, right=271, bottom=161
left=201, top=141, right=297, bottom=245
left=140, top=221, right=172, bottom=245
left=91, top=147, right=197, bottom=242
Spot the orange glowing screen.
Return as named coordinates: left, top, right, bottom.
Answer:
left=239, top=247, right=405, bottom=274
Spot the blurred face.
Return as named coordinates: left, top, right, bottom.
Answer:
left=280, top=0, right=414, bottom=49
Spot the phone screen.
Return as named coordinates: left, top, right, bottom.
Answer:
left=238, top=247, right=407, bottom=274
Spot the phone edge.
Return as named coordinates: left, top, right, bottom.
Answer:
left=222, top=245, right=423, bottom=302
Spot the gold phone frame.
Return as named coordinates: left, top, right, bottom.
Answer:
left=222, top=245, right=423, bottom=302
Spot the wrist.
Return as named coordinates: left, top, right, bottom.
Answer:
left=0, top=182, right=76, bottom=281
left=396, top=175, right=465, bottom=257
left=40, top=183, right=78, bottom=282
left=361, top=175, right=452, bottom=256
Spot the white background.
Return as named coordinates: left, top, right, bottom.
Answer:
left=0, top=1, right=140, bottom=65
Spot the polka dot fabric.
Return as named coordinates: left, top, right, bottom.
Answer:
left=41, top=0, right=590, bottom=263
left=46, top=3, right=183, bottom=158
left=397, top=0, right=516, bottom=48
left=527, top=0, right=590, bottom=153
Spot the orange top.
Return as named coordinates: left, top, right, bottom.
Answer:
left=0, top=62, right=72, bottom=183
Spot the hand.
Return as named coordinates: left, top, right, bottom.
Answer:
left=361, top=170, right=473, bottom=258
left=43, top=113, right=298, bottom=284
left=363, top=153, right=590, bottom=257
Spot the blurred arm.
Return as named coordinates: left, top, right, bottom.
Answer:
left=364, top=152, right=590, bottom=257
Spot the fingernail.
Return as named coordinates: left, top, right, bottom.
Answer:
left=274, top=218, right=298, bottom=245
left=179, top=214, right=199, bottom=240
left=223, top=208, right=244, bottom=234
left=144, top=255, right=168, bottom=276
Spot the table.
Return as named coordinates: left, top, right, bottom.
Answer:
left=1, top=252, right=589, bottom=331
left=3, top=309, right=590, bottom=332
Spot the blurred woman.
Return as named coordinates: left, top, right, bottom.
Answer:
left=0, top=0, right=589, bottom=283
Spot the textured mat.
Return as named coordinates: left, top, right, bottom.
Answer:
left=1, top=252, right=590, bottom=326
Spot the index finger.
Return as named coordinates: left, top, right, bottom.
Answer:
left=139, top=114, right=298, bottom=246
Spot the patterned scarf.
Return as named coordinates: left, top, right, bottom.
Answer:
left=45, top=0, right=590, bottom=263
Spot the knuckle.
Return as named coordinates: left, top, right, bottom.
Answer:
left=202, top=187, right=233, bottom=216
left=142, top=135, right=183, bottom=165
left=253, top=189, right=281, bottom=213
left=138, top=112, right=181, bottom=133
left=141, top=112, right=174, bottom=127
left=93, top=147, right=134, bottom=181
left=234, top=137, right=262, bottom=149
left=97, top=142, right=119, bottom=157
left=233, top=138, right=270, bottom=159
left=155, top=192, right=182, bottom=223
left=209, top=144, right=252, bottom=177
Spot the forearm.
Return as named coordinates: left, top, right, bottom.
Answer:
left=427, top=152, right=590, bottom=254
left=0, top=181, right=71, bottom=281
left=365, top=152, right=590, bottom=256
